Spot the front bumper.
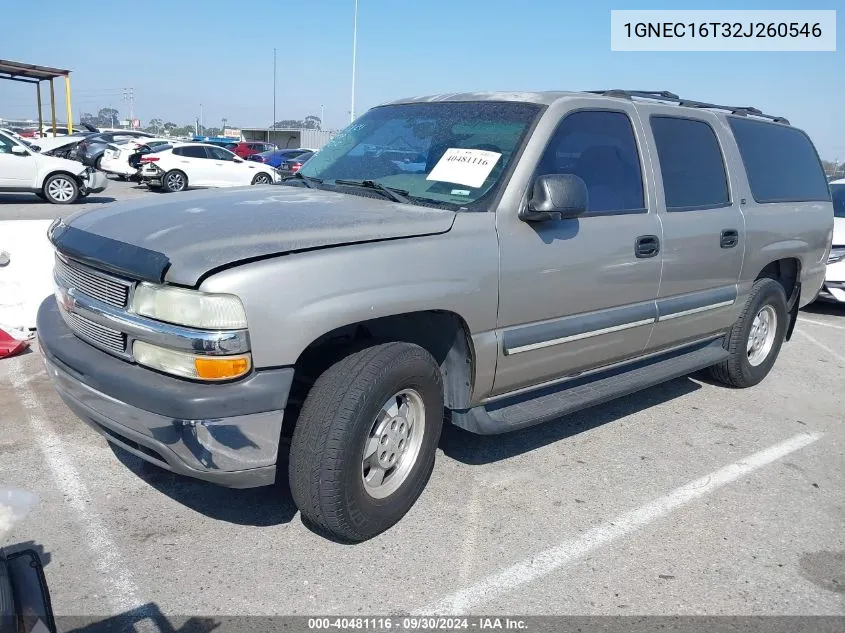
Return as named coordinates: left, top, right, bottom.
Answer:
left=81, top=170, right=108, bottom=194
left=37, top=297, right=293, bottom=488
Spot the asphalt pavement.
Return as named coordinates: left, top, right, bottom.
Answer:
left=0, top=183, right=843, bottom=628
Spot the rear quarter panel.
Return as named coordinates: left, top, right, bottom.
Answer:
left=717, top=121, right=833, bottom=309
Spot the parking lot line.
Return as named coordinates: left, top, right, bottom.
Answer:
left=4, top=358, right=148, bottom=615
left=798, top=330, right=845, bottom=364
left=797, top=317, right=845, bottom=331
left=417, top=432, right=821, bottom=615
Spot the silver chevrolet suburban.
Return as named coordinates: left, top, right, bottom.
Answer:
left=38, top=90, right=834, bottom=542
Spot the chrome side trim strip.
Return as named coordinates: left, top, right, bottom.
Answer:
left=57, top=276, right=250, bottom=356
left=657, top=300, right=735, bottom=321
left=505, top=318, right=655, bottom=355
left=485, top=333, right=724, bottom=404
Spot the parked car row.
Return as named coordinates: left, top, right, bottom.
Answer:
left=138, top=143, right=281, bottom=192
left=0, top=128, right=108, bottom=204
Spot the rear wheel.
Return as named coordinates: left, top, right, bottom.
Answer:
left=42, top=174, right=79, bottom=204
left=709, top=278, right=788, bottom=388
left=251, top=172, right=272, bottom=185
left=289, top=342, right=444, bottom=542
left=162, top=170, right=187, bottom=193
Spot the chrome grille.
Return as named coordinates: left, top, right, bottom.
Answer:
left=54, top=255, right=130, bottom=308
left=61, top=310, right=127, bottom=355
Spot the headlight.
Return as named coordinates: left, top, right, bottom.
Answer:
left=134, top=341, right=251, bottom=381
left=130, top=283, right=248, bottom=329
left=828, top=247, right=845, bottom=264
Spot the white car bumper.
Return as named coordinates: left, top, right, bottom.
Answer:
left=99, top=153, right=137, bottom=177
left=818, top=259, right=845, bottom=303
left=82, top=170, right=108, bottom=194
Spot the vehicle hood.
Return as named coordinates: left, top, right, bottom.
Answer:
left=52, top=185, right=457, bottom=286
left=834, top=217, right=845, bottom=246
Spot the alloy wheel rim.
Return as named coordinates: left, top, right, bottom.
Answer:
left=47, top=178, right=74, bottom=201
left=747, top=304, right=777, bottom=366
left=361, top=389, right=426, bottom=499
left=255, top=174, right=271, bottom=184
left=167, top=173, right=184, bottom=190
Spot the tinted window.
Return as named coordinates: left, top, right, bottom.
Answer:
left=729, top=118, right=829, bottom=203
left=536, top=110, right=645, bottom=213
left=651, top=116, right=729, bottom=210
left=174, top=146, right=208, bottom=159
left=831, top=184, right=845, bottom=219
left=207, top=146, right=235, bottom=161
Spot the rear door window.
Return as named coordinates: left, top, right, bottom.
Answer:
left=650, top=116, right=730, bottom=211
left=728, top=118, right=829, bottom=203
left=175, top=146, right=209, bottom=159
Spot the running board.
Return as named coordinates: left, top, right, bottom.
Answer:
left=451, top=338, right=728, bottom=435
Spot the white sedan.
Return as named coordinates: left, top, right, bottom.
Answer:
left=0, top=130, right=107, bottom=204
left=99, top=138, right=173, bottom=179
left=140, top=143, right=280, bottom=191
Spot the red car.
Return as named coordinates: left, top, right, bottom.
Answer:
left=229, top=141, right=277, bottom=159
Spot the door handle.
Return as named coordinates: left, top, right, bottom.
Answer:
left=635, top=235, right=660, bottom=258
left=720, top=229, right=739, bottom=249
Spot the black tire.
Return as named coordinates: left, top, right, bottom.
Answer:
left=162, top=170, right=187, bottom=193
left=251, top=172, right=273, bottom=185
left=709, top=278, right=788, bottom=388
left=289, top=342, right=444, bottom=542
left=42, top=173, right=79, bottom=204
left=95, top=156, right=103, bottom=170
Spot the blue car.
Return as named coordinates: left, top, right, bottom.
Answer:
left=248, top=148, right=315, bottom=168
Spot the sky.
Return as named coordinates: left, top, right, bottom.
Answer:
left=1, top=0, right=842, bottom=158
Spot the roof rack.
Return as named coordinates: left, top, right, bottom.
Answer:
left=586, top=89, right=789, bottom=125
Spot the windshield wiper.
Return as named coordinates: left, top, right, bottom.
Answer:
left=334, top=179, right=410, bottom=204
left=282, top=172, right=322, bottom=188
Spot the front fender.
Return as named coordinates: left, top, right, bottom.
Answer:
left=199, top=212, right=500, bottom=369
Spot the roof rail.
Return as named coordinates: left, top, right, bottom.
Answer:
left=586, top=89, right=789, bottom=125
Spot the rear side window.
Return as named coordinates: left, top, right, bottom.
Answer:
left=536, top=110, right=645, bottom=214
left=651, top=116, right=730, bottom=211
left=728, top=118, right=829, bottom=203
left=174, top=146, right=208, bottom=159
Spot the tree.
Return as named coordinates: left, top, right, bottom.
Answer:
left=79, top=112, right=97, bottom=127
left=303, top=115, right=321, bottom=130
left=97, top=107, right=120, bottom=127
left=146, top=118, right=165, bottom=134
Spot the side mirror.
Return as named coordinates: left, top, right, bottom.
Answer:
left=11, top=145, right=28, bottom=156
left=520, top=173, right=588, bottom=222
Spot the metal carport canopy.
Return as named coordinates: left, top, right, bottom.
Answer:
left=0, top=59, right=73, bottom=136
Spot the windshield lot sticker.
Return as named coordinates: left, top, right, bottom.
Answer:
left=427, top=148, right=501, bottom=188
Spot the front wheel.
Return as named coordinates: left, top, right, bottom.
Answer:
left=709, top=278, right=788, bottom=388
left=289, top=342, right=445, bottom=542
left=162, top=170, right=187, bottom=193
left=42, top=174, right=79, bottom=204
left=251, top=172, right=273, bottom=185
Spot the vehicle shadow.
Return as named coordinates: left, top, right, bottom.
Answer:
left=439, top=376, right=701, bottom=465
left=108, top=444, right=297, bottom=528
left=64, top=603, right=222, bottom=633
left=801, top=302, right=845, bottom=317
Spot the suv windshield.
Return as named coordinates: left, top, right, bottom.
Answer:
left=831, top=183, right=845, bottom=218
left=298, top=101, right=543, bottom=208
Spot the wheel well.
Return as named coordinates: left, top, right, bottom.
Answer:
left=756, top=257, right=800, bottom=302
left=283, top=311, right=474, bottom=438
left=42, top=171, right=82, bottom=189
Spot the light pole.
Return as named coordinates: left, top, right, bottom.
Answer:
left=273, top=48, right=277, bottom=133
left=350, top=0, right=358, bottom=123
left=199, top=103, right=203, bottom=136
left=320, top=104, right=325, bottom=129
left=222, top=118, right=227, bottom=136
